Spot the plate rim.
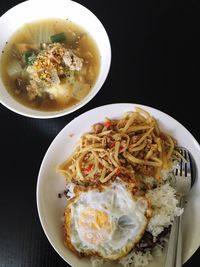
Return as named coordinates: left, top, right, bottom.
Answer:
left=36, top=102, right=200, bottom=266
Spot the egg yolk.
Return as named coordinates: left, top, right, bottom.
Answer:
left=78, top=208, right=112, bottom=245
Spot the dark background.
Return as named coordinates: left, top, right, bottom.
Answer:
left=0, top=0, right=199, bottom=266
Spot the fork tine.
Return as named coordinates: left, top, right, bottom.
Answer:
left=174, top=147, right=181, bottom=176
left=180, top=148, right=186, bottom=177
left=181, top=149, right=186, bottom=177
left=184, top=149, right=189, bottom=162
left=184, top=149, right=189, bottom=177
left=179, top=148, right=184, bottom=176
left=174, top=167, right=178, bottom=176
left=187, top=150, right=193, bottom=179
left=174, top=147, right=191, bottom=178
left=181, top=148, right=191, bottom=177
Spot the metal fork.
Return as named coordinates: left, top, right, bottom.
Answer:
left=164, top=147, right=195, bottom=267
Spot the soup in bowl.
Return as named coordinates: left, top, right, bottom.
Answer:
left=0, top=0, right=111, bottom=118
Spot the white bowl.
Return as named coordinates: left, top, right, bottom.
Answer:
left=37, top=103, right=200, bottom=267
left=0, top=0, right=111, bottom=118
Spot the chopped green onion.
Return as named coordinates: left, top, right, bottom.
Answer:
left=66, top=70, right=75, bottom=85
left=23, top=51, right=37, bottom=65
left=50, top=32, right=66, bottom=43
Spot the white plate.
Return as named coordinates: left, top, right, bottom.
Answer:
left=37, top=103, right=200, bottom=267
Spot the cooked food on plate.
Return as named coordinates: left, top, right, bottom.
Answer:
left=0, top=19, right=100, bottom=111
left=58, top=107, right=183, bottom=267
left=64, top=178, right=150, bottom=260
left=58, top=107, right=177, bottom=184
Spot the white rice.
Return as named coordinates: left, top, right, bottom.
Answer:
left=118, top=182, right=183, bottom=267
left=89, top=175, right=183, bottom=267
left=91, top=246, right=164, bottom=267
left=146, top=183, right=183, bottom=238
left=119, top=250, right=153, bottom=267
left=66, top=167, right=182, bottom=267
left=91, top=256, right=106, bottom=267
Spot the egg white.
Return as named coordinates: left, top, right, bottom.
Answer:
left=64, top=178, right=149, bottom=260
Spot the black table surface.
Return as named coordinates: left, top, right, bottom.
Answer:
left=0, top=0, right=200, bottom=266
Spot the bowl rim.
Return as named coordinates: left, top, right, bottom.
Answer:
left=0, top=0, right=111, bottom=119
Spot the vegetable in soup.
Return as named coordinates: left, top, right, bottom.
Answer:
left=0, top=19, right=100, bottom=111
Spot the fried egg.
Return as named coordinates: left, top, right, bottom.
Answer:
left=64, top=178, right=150, bottom=260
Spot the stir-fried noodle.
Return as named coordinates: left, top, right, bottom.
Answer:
left=58, top=107, right=177, bottom=185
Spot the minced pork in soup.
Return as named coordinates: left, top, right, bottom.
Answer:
left=0, top=19, right=100, bottom=111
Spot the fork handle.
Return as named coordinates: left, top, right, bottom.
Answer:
left=164, top=197, right=184, bottom=267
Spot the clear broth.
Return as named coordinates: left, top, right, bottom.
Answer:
left=0, top=19, right=100, bottom=111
